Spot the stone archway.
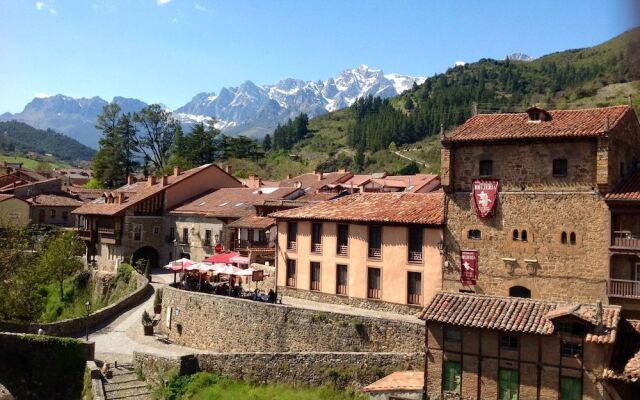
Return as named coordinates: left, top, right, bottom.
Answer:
left=131, top=246, right=159, bottom=269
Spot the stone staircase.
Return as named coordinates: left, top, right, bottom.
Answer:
left=102, top=364, right=152, bottom=400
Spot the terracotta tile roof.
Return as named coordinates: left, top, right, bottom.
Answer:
left=446, top=105, right=632, bottom=143
left=330, top=174, right=440, bottom=193
left=604, top=319, right=640, bottom=382
left=279, top=171, right=352, bottom=192
left=418, top=292, right=620, bottom=343
left=270, top=192, right=445, bottom=226
left=170, top=187, right=298, bottom=218
left=362, top=371, right=424, bottom=393
left=606, top=170, right=640, bottom=201
left=295, top=192, right=340, bottom=202
left=0, top=194, right=18, bottom=203
left=0, top=177, right=59, bottom=194
left=27, top=194, right=83, bottom=207
left=227, top=215, right=276, bottom=229
left=73, top=164, right=223, bottom=216
left=64, top=186, right=105, bottom=202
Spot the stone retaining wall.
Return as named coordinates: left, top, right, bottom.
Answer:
left=278, top=286, right=423, bottom=315
left=0, top=272, right=150, bottom=337
left=160, top=286, right=423, bottom=352
left=133, top=351, right=423, bottom=390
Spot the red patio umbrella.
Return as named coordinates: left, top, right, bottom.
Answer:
left=204, top=251, right=239, bottom=264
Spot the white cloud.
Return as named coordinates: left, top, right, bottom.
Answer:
left=194, top=2, right=206, bottom=11
left=35, top=2, right=46, bottom=10
left=49, top=8, right=57, bottom=14
left=454, top=61, right=466, bottom=67
left=157, top=0, right=172, bottom=5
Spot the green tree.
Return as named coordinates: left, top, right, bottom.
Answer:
left=38, top=231, right=84, bottom=300
left=185, top=121, right=220, bottom=166
left=353, top=143, right=365, bottom=173
left=262, top=134, right=272, bottom=152
left=404, top=98, right=415, bottom=111
left=133, top=104, right=180, bottom=173
left=117, top=113, right=139, bottom=176
left=93, top=103, right=126, bottom=188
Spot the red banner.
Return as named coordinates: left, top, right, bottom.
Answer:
left=472, top=179, right=499, bottom=218
left=460, top=250, right=478, bottom=285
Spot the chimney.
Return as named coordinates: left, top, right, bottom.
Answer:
left=439, top=124, right=445, bottom=140
left=286, top=173, right=292, bottom=179
left=338, top=167, right=348, bottom=173
left=316, top=170, right=323, bottom=181
left=595, top=300, right=604, bottom=334
left=225, top=165, right=232, bottom=175
left=173, top=166, right=181, bottom=177
left=127, top=175, right=135, bottom=185
left=605, top=116, right=610, bottom=132
left=161, top=175, right=168, bottom=186
left=247, top=175, right=262, bottom=189
left=147, top=175, right=156, bottom=187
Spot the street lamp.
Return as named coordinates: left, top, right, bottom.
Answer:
left=84, top=301, right=91, bottom=341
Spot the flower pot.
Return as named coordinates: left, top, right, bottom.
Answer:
left=143, top=325, right=154, bottom=336
left=154, top=305, right=162, bottom=315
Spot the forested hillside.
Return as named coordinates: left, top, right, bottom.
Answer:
left=226, top=28, right=639, bottom=178
left=0, top=121, right=96, bottom=162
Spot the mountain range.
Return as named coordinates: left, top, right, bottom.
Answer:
left=0, top=65, right=425, bottom=149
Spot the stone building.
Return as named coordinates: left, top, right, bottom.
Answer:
left=167, top=186, right=302, bottom=262
left=27, top=194, right=83, bottom=227
left=271, top=192, right=445, bottom=313
left=440, top=105, right=640, bottom=303
left=0, top=194, right=30, bottom=227
left=72, top=164, right=242, bottom=272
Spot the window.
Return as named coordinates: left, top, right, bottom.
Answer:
left=337, top=224, right=349, bottom=255
left=553, top=158, right=568, bottom=177
left=153, top=226, right=160, bottom=236
left=408, top=227, right=423, bottom=262
left=499, top=369, right=519, bottom=400
left=287, top=222, right=297, bottom=250
left=367, top=267, right=381, bottom=299
left=509, top=286, right=531, bottom=298
left=204, top=230, right=212, bottom=245
left=561, top=232, right=568, bottom=244
left=561, top=341, right=583, bottom=358
left=169, top=227, right=175, bottom=241
left=50, top=209, right=56, bottom=218
left=286, top=259, right=296, bottom=287
left=62, top=211, right=68, bottom=222
left=500, top=335, right=519, bottom=350
left=556, top=322, right=587, bottom=336
left=133, top=224, right=142, bottom=241
left=512, top=229, right=519, bottom=241
left=443, top=361, right=461, bottom=393
left=407, top=272, right=422, bottom=305
left=560, top=377, right=582, bottom=400
left=468, top=229, right=481, bottom=240
left=182, top=228, right=189, bottom=244
left=368, top=226, right=382, bottom=259
left=570, top=232, right=576, bottom=245
left=479, top=159, right=493, bottom=177
left=521, top=230, right=528, bottom=242
left=336, top=265, right=348, bottom=295
left=310, top=262, right=320, bottom=291
left=311, top=223, right=322, bottom=253
left=444, top=327, right=461, bottom=343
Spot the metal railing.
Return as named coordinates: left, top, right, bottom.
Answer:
left=368, top=248, right=381, bottom=259
left=287, top=241, right=297, bottom=251
left=286, top=277, right=296, bottom=287
left=407, top=293, right=422, bottom=305
left=337, top=245, right=348, bottom=256
left=612, top=231, right=640, bottom=250
left=312, top=243, right=322, bottom=253
left=310, top=280, right=320, bottom=291
left=367, top=288, right=381, bottom=299
left=608, top=279, right=640, bottom=299
left=336, top=284, right=348, bottom=295
left=408, top=251, right=423, bottom=262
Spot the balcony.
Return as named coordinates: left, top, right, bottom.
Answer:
left=236, top=239, right=271, bottom=249
left=407, top=293, right=422, bottom=305
left=311, top=243, right=322, bottom=253
left=608, top=279, right=640, bottom=299
left=367, top=287, right=381, bottom=299
left=408, top=251, right=423, bottom=263
left=287, top=241, right=297, bottom=251
left=76, top=229, right=94, bottom=241
left=368, top=247, right=381, bottom=259
left=99, top=231, right=121, bottom=245
left=611, top=231, right=640, bottom=251
left=337, top=245, right=348, bottom=256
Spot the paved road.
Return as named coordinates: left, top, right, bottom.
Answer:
left=80, top=269, right=201, bottom=364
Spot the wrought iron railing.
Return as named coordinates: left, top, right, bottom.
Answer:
left=337, top=245, right=348, bottom=256
left=408, top=251, right=423, bottom=262
left=368, top=248, right=381, bottom=259
left=312, top=243, right=322, bottom=253
left=287, top=241, right=297, bottom=251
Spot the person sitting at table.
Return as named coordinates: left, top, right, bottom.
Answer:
left=268, top=289, right=276, bottom=303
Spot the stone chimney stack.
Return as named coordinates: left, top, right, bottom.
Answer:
left=116, top=192, right=125, bottom=204
left=225, top=165, right=232, bottom=175
left=315, top=170, right=323, bottom=181
left=127, top=175, right=135, bottom=185
left=286, top=173, right=292, bottom=180
left=161, top=175, right=168, bottom=186
left=338, top=167, right=348, bottom=173
left=173, top=166, right=181, bottom=177
left=247, top=175, right=262, bottom=189
left=147, top=175, right=156, bottom=187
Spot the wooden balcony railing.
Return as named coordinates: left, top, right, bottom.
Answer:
left=77, top=229, right=93, bottom=241
left=97, top=227, right=117, bottom=234
left=367, top=288, right=381, bottom=299
left=612, top=231, right=640, bottom=250
left=408, top=251, right=423, bottom=262
left=287, top=241, right=297, bottom=251
left=337, top=245, right=348, bottom=256
left=286, top=277, right=296, bottom=287
left=368, top=248, right=381, bottom=259
left=310, top=280, right=320, bottom=291
left=236, top=239, right=271, bottom=249
left=407, top=293, right=422, bottom=305
left=99, top=231, right=121, bottom=245
left=336, top=284, right=347, bottom=295
left=311, top=243, right=322, bottom=253
left=608, top=279, right=640, bottom=299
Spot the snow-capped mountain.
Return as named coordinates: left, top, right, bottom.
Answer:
left=507, top=52, right=535, bottom=62
left=0, top=65, right=425, bottom=148
left=174, top=65, right=425, bottom=138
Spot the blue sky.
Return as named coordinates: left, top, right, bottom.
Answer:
left=0, top=0, right=637, bottom=113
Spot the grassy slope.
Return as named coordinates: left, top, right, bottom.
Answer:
left=0, top=153, right=71, bottom=170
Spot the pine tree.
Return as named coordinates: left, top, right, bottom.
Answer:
left=93, top=103, right=126, bottom=188
left=263, top=134, right=272, bottom=152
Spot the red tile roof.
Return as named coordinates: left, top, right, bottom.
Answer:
left=362, top=371, right=424, bottom=393
left=270, top=192, right=445, bottom=226
left=604, top=319, right=640, bottom=382
left=606, top=170, right=640, bottom=201
left=27, top=194, right=83, bottom=207
left=446, top=105, right=632, bottom=143
left=170, top=187, right=299, bottom=218
left=279, top=171, right=352, bottom=192
left=419, top=292, right=620, bottom=343
left=227, top=215, right=276, bottom=229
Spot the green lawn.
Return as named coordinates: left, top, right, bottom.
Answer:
left=159, top=373, right=368, bottom=400
left=0, top=153, right=71, bottom=170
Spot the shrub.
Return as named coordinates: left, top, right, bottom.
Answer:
left=141, top=310, right=153, bottom=327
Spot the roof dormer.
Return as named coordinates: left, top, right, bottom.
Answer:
left=526, top=106, right=551, bottom=122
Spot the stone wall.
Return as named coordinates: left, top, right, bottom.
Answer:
left=133, top=351, right=423, bottom=390
left=0, top=332, right=93, bottom=400
left=443, top=191, right=609, bottom=303
left=160, top=286, right=423, bottom=353
left=0, top=272, right=149, bottom=336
